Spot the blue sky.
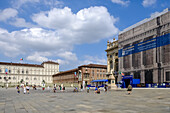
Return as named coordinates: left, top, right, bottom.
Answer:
left=0, top=0, right=169, bottom=71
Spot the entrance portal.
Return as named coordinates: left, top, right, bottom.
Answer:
left=145, top=70, right=153, bottom=84
left=124, top=79, right=130, bottom=88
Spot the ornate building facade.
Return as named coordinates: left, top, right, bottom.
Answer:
left=0, top=61, right=59, bottom=86
left=118, top=8, right=170, bottom=85
left=105, top=38, right=118, bottom=88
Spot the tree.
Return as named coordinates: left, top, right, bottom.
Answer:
left=42, top=80, right=45, bottom=84
left=20, top=79, right=24, bottom=83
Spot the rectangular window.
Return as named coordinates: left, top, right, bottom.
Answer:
left=108, top=80, right=111, bottom=84
left=166, top=72, right=170, bottom=81
left=9, top=70, right=11, bottom=73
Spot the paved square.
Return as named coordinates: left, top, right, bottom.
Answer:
left=0, top=88, right=170, bottom=113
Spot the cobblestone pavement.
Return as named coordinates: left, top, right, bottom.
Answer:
left=0, top=88, right=170, bottom=113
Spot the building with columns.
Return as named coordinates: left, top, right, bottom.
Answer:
left=0, top=61, right=59, bottom=86
left=105, top=38, right=118, bottom=88
left=118, top=8, right=170, bottom=86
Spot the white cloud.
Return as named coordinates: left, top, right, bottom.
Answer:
left=56, top=59, right=69, bottom=65
left=111, top=0, right=129, bottom=6
left=81, top=55, right=107, bottom=65
left=32, top=6, right=119, bottom=44
left=43, top=0, right=63, bottom=8
left=12, top=0, right=40, bottom=9
left=142, top=0, right=157, bottom=7
left=0, top=6, right=118, bottom=70
left=150, top=11, right=162, bottom=18
left=58, top=51, right=78, bottom=61
left=9, top=18, right=35, bottom=28
left=26, top=53, right=48, bottom=62
left=0, top=8, right=18, bottom=21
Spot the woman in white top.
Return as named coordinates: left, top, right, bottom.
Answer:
left=23, top=85, right=26, bottom=94
left=26, top=86, right=30, bottom=94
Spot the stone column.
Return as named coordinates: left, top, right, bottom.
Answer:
left=161, top=68, right=164, bottom=83
left=141, top=70, right=145, bottom=83
left=153, top=69, right=158, bottom=83
left=130, top=54, right=133, bottom=71
left=153, top=47, right=157, bottom=68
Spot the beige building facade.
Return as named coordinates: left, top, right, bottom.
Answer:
left=0, top=61, right=59, bottom=86
left=105, top=38, right=118, bottom=88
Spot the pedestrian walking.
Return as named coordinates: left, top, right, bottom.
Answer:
left=47, top=86, right=50, bottom=91
left=53, top=86, right=56, bottom=93
left=87, top=87, right=89, bottom=93
left=23, top=85, right=26, bottom=94
left=104, top=85, right=107, bottom=92
left=59, top=85, right=62, bottom=91
left=95, top=86, right=98, bottom=93
left=81, top=84, right=83, bottom=91
left=16, top=85, right=20, bottom=94
left=127, top=84, right=132, bottom=95
left=26, top=85, right=30, bottom=94
left=96, top=87, right=100, bottom=94
left=63, top=86, right=65, bottom=91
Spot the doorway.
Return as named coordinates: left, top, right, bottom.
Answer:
left=124, top=79, right=130, bottom=88
left=145, top=70, right=153, bottom=84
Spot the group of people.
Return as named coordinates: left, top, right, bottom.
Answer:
left=53, top=85, right=66, bottom=93
left=16, top=85, right=30, bottom=94
left=16, top=84, right=133, bottom=95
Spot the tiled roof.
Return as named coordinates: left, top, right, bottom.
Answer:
left=41, top=61, right=59, bottom=65
left=0, top=62, right=43, bottom=68
left=78, top=64, right=107, bottom=69
left=53, top=68, right=78, bottom=77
